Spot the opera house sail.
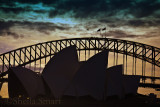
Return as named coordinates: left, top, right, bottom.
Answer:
left=64, top=61, right=88, bottom=97
left=42, top=45, right=80, bottom=99
left=105, top=65, right=140, bottom=98
left=8, top=67, right=46, bottom=98
left=105, top=65, right=124, bottom=98
left=72, top=50, right=109, bottom=100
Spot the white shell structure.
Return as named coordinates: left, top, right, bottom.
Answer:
left=64, top=61, right=88, bottom=97
left=42, top=45, right=80, bottom=99
left=8, top=67, right=46, bottom=98
left=105, top=65, right=124, bottom=99
left=73, top=50, right=109, bottom=100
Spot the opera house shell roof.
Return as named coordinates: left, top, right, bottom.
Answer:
left=7, top=45, right=140, bottom=100
left=72, top=50, right=109, bottom=100
left=8, top=67, right=46, bottom=98
left=42, top=45, right=80, bottom=99
left=106, top=65, right=124, bottom=98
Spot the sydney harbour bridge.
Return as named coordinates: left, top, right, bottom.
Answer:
left=0, top=37, right=160, bottom=89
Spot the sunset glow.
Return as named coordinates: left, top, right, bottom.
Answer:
left=0, top=0, right=160, bottom=53
left=0, top=0, right=160, bottom=99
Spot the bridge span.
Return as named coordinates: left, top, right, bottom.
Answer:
left=0, top=37, right=160, bottom=88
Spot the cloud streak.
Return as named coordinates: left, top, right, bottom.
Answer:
left=100, top=30, right=160, bottom=39
left=99, top=18, right=160, bottom=28
left=0, top=20, right=71, bottom=38
left=0, top=0, right=160, bottom=19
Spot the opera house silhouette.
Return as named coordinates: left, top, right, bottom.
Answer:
left=7, top=45, right=140, bottom=100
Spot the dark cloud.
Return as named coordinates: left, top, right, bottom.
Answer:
left=0, top=31, right=24, bottom=39
left=0, top=0, right=160, bottom=19
left=33, top=10, right=47, bottom=14
left=0, top=20, right=71, bottom=38
left=48, top=0, right=109, bottom=18
left=0, top=7, right=27, bottom=14
left=0, top=20, right=71, bottom=31
left=0, top=0, right=160, bottom=39
left=48, top=9, right=66, bottom=18
left=6, top=31, right=22, bottom=39
left=99, top=19, right=114, bottom=23
left=0, top=20, right=14, bottom=31
left=84, top=22, right=100, bottom=30
left=0, top=20, right=25, bottom=38
left=101, top=30, right=160, bottom=39
left=98, top=19, right=123, bottom=28
left=17, top=21, right=71, bottom=33
left=47, top=0, right=160, bottom=19
left=0, top=5, right=47, bottom=15
left=127, top=19, right=160, bottom=27
left=101, top=30, right=139, bottom=38
left=0, top=0, right=40, bottom=5
left=0, top=0, right=16, bottom=7
left=98, top=18, right=160, bottom=28
left=129, top=0, right=160, bottom=18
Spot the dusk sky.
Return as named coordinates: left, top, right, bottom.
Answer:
left=1, top=0, right=160, bottom=98
left=0, top=0, right=160, bottom=54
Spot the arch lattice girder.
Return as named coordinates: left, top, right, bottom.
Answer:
left=0, top=37, right=160, bottom=74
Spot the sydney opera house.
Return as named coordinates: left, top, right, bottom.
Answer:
left=7, top=45, right=140, bottom=100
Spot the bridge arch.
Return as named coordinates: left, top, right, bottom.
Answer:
left=0, top=37, right=160, bottom=88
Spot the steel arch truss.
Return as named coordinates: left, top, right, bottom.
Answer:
left=0, top=37, right=160, bottom=88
